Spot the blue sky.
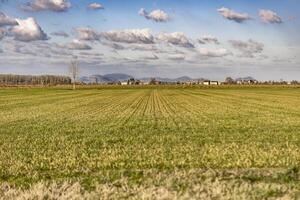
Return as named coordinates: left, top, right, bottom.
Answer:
left=0, top=0, right=299, bottom=80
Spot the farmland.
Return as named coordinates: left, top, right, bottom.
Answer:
left=0, top=86, right=300, bottom=199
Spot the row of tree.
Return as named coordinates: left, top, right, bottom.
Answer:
left=224, top=77, right=299, bottom=85
left=0, top=60, right=79, bottom=88
left=0, top=74, right=72, bottom=85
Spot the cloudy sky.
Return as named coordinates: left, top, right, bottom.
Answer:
left=0, top=0, right=299, bottom=80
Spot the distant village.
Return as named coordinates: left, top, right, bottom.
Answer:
left=80, top=74, right=300, bottom=86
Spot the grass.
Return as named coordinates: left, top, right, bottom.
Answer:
left=0, top=86, right=300, bottom=199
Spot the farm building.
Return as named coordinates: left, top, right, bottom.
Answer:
left=210, top=81, right=219, bottom=85
left=202, top=81, right=220, bottom=85
left=203, top=81, right=210, bottom=85
left=236, top=77, right=258, bottom=84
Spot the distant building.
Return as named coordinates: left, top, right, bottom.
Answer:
left=202, top=80, right=219, bottom=85
left=149, top=78, right=161, bottom=85
left=184, top=81, right=198, bottom=85
left=210, top=81, right=219, bottom=85
left=125, top=78, right=143, bottom=85
left=237, top=80, right=258, bottom=84
left=236, top=77, right=257, bottom=85
left=203, top=80, right=210, bottom=85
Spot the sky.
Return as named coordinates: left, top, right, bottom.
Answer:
left=0, top=0, right=299, bottom=80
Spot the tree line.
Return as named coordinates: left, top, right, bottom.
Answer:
left=0, top=74, right=71, bottom=85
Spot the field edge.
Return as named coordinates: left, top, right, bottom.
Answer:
left=1, top=168, right=300, bottom=199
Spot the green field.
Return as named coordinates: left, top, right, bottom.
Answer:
left=1, top=86, right=300, bottom=199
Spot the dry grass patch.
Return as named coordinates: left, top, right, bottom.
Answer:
left=1, top=169, right=300, bottom=200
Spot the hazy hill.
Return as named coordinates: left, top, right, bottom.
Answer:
left=235, top=76, right=257, bottom=82
left=80, top=73, right=133, bottom=83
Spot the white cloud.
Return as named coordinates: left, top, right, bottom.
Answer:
left=198, top=35, right=219, bottom=45
left=139, top=8, right=169, bottom=22
left=0, top=12, right=18, bottom=27
left=88, top=3, right=104, bottom=10
left=259, top=9, right=282, bottom=24
left=10, top=17, right=48, bottom=42
left=21, top=0, right=71, bottom=12
left=157, top=32, right=194, bottom=48
left=199, top=48, right=231, bottom=57
left=101, top=29, right=155, bottom=44
left=75, top=28, right=155, bottom=44
left=75, top=28, right=100, bottom=41
left=6, top=40, right=75, bottom=57
left=218, top=7, right=251, bottom=23
left=138, top=9, right=148, bottom=17
left=74, top=28, right=197, bottom=49
left=229, top=39, right=264, bottom=57
left=59, top=39, right=92, bottom=50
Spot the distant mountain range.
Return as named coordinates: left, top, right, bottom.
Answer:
left=80, top=73, right=133, bottom=84
left=139, top=76, right=207, bottom=83
left=235, top=76, right=257, bottom=82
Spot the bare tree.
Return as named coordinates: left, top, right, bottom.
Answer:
left=69, top=59, right=79, bottom=90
